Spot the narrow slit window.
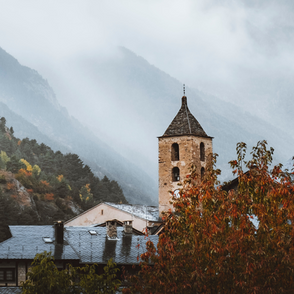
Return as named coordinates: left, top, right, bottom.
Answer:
left=101, top=209, right=103, bottom=215
left=172, top=167, right=180, bottom=182
left=171, top=143, right=179, bottom=161
left=200, top=142, right=205, bottom=161
left=201, top=167, right=205, bottom=180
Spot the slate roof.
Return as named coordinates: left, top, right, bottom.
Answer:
left=105, top=202, right=161, bottom=222
left=0, top=226, right=158, bottom=265
left=0, top=226, right=79, bottom=260
left=162, top=96, right=209, bottom=138
left=65, top=226, right=158, bottom=264
left=0, top=287, right=21, bottom=294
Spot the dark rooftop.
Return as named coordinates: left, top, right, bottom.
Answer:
left=65, top=226, right=158, bottom=264
left=0, top=287, right=21, bottom=293
left=0, top=226, right=79, bottom=260
left=161, top=96, right=209, bottom=138
left=0, top=226, right=158, bottom=265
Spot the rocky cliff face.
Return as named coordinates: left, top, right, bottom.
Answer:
left=0, top=170, right=82, bottom=225
left=0, top=170, right=37, bottom=210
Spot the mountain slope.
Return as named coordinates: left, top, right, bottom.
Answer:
left=0, top=47, right=157, bottom=205
left=0, top=118, right=127, bottom=225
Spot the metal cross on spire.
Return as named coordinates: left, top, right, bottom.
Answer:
left=183, top=84, right=185, bottom=96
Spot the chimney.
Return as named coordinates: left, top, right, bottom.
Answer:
left=106, top=220, right=117, bottom=239
left=54, top=221, right=64, bottom=245
left=123, top=220, right=133, bottom=234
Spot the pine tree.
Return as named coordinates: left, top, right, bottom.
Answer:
left=0, top=188, right=12, bottom=242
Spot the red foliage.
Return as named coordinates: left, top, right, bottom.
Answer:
left=6, top=182, right=14, bottom=190
left=40, top=180, right=50, bottom=187
left=45, top=193, right=54, bottom=201
left=10, top=194, right=17, bottom=200
left=18, top=168, right=32, bottom=177
left=123, top=141, right=294, bottom=294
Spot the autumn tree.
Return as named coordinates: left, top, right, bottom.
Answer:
left=124, top=141, right=294, bottom=294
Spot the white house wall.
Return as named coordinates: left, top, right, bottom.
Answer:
left=65, top=203, right=152, bottom=232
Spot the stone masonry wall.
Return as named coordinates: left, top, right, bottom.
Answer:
left=18, top=262, right=26, bottom=286
left=158, top=135, right=212, bottom=214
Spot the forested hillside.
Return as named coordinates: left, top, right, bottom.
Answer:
left=0, top=46, right=157, bottom=205
left=0, top=117, right=127, bottom=225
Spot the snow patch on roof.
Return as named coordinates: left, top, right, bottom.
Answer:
left=105, top=202, right=160, bottom=221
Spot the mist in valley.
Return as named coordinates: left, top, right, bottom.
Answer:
left=0, top=0, right=294, bottom=203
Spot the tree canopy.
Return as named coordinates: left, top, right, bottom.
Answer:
left=21, top=252, right=121, bottom=294
left=124, top=141, right=294, bottom=294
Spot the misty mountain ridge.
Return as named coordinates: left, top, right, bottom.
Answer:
left=0, top=44, right=293, bottom=206
left=0, top=46, right=157, bottom=205
left=51, top=46, right=294, bottom=182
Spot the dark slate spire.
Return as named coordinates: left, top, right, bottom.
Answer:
left=162, top=96, right=208, bottom=137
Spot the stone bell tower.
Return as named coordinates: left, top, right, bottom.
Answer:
left=158, top=94, right=213, bottom=214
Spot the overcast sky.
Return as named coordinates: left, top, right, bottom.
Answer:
left=1, top=0, right=294, bottom=182
left=1, top=0, right=294, bottom=109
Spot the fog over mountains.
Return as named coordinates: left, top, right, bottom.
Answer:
left=46, top=46, right=294, bottom=181
left=1, top=43, right=293, bottom=210
left=0, top=47, right=157, bottom=205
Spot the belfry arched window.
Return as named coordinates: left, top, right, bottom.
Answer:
left=171, top=143, right=179, bottom=161
left=201, top=167, right=205, bottom=180
left=200, top=142, right=205, bottom=161
left=172, top=167, right=180, bottom=182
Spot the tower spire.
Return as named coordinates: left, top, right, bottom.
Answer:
left=183, top=84, right=185, bottom=96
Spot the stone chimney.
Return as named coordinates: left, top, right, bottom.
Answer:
left=106, top=220, right=117, bottom=239
left=123, top=220, right=133, bottom=234
left=54, top=221, right=64, bottom=245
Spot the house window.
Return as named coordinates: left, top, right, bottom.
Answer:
left=171, top=143, right=179, bottom=161
left=172, top=167, right=180, bottom=182
left=0, top=268, right=15, bottom=281
left=201, top=167, right=205, bottom=180
left=200, top=142, right=205, bottom=161
left=101, top=209, right=103, bottom=215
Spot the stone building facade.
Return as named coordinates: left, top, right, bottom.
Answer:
left=158, top=96, right=213, bottom=214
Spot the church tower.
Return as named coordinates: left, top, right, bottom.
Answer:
left=158, top=94, right=213, bottom=214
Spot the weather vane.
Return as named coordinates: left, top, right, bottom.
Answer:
left=183, top=84, right=185, bottom=96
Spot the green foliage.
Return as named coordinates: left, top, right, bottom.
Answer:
left=0, top=188, right=12, bottom=242
left=0, top=150, right=10, bottom=169
left=0, top=117, right=6, bottom=132
left=21, top=252, right=121, bottom=294
left=6, top=155, right=23, bottom=173
left=0, top=174, right=6, bottom=184
left=32, top=164, right=41, bottom=178
left=21, top=252, right=72, bottom=294
left=79, top=183, right=93, bottom=204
